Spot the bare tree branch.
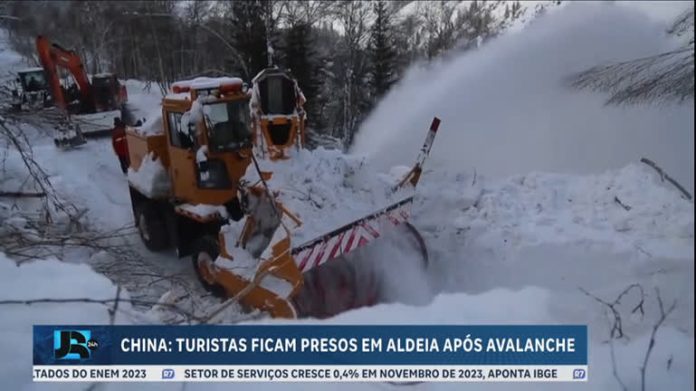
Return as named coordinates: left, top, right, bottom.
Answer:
left=640, top=288, right=677, bottom=391
left=568, top=8, right=694, bottom=105
left=108, top=286, right=122, bottom=325
left=0, top=191, right=45, bottom=197
left=581, top=284, right=678, bottom=391
left=0, top=121, right=82, bottom=224
left=609, top=338, right=629, bottom=391
left=580, top=283, right=645, bottom=339
left=640, top=157, right=693, bottom=201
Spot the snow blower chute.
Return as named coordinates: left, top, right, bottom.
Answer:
left=124, top=75, right=440, bottom=319
left=249, top=67, right=306, bottom=160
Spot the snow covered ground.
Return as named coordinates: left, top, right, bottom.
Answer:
left=0, top=253, right=143, bottom=389
left=0, top=2, right=693, bottom=390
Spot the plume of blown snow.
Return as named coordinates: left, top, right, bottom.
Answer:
left=352, top=2, right=694, bottom=191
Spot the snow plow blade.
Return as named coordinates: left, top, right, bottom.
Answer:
left=70, top=110, right=122, bottom=138
left=53, top=121, right=86, bottom=149
left=198, top=117, right=441, bottom=320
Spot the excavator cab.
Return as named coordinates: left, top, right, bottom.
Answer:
left=10, top=68, right=51, bottom=111
left=92, top=73, right=127, bottom=112
left=250, top=67, right=306, bottom=160
left=18, top=69, right=48, bottom=92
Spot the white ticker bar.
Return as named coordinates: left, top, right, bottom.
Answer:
left=34, top=365, right=588, bottom=382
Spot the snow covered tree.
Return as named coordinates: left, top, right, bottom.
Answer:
left=332, top=1, right=371, bottom=145
left=392, top=13, right=425, bottom=74
left=457, top=1, right=499, bottom=43
left=368, top=0, right=398, bottom=101
left=418, top=0, right=503, bottom=60
left=569, top=7, right=694, bottom=105
left=421, top=1, right=459, bottom=60
left=504, top=1, right=524, bottom=22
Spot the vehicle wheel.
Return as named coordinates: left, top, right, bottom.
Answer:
left=135, top=204, right=169, bottom=251
left=403, top=222, right=429, bottom=269
left=191, top=236, right=226, bottom=297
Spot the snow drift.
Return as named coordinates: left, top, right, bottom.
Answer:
left=247, top=147, right=412, bottom=245
left=353, top=2, right=694, bottom=192
left=0, top=253, right=141, bottom=390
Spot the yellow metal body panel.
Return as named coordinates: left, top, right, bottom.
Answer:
left=125, top=130, right=167, bottom=171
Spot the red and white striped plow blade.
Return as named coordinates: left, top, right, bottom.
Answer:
left=292, top=196, right=415, bottom=273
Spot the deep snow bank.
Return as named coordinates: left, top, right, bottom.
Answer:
left=353, top=2, right=694, bottom=191
left=247, top=147, right=412, bottom=245
left=262, top=287, right=693, bottom=391
left=258, top=160, right=693, bottom=390
left=0, top=253, right=141, bottom=390
left=402, top=161, right=692, bottom=389
left=413, top=161, right=693, bottom=326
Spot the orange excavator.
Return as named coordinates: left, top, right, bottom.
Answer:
left=35, top=35, right=128, bottom=147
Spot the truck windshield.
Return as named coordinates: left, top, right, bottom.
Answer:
left=92, top=77, right=112, bottom=87
left=21, top=71, right=47, bottom=91
left=204, top=100, right=252, bottom=152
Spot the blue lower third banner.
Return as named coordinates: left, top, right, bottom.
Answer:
left=33, top=325, right=588, bottom=382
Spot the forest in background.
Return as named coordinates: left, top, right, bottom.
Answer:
left=0, top=0, right=551, bottom=144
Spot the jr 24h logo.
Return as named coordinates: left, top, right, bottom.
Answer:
left=54, top=330, right=98, bottom=360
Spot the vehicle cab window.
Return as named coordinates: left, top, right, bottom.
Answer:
left=167, top=111, right=194, bottom=149
left=203, top=100, right=252, bottom=152
left=21, top=71, right=47, bottom=92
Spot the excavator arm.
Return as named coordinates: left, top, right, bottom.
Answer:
left=36, top=35, right=94, bottom=112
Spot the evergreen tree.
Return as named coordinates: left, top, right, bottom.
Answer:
left=282, top=22, right=321, bottom=127
left=368, top=0, right=398, bottom=100
left=225, top=1, right=273, bottom=80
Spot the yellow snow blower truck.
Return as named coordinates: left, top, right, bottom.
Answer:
left=125, top=75, right=440, bottom=319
